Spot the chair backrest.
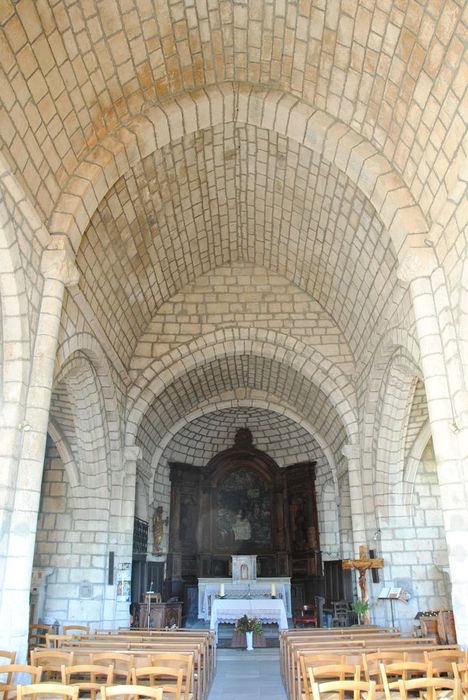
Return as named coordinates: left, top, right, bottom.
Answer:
left=132, top=666, right=184, bottom=698
left=16, top=683, right=79, bottom=700
left=308, top=665, right=361, bottom=700
left=424, top=649, right=464, bottom=675
left=309, top=665, right=361, bottom=681
left=362, top=651, right=407, bottom=684
left=299, top=655, right=347, bottom=700
left=45, top=634, right=76, bottom=649
left=63, top=625, right=90, bottom=636
left=149, top=653, right=194, bottom=700
left=311, top=678, right=376, bottom=700
left=297, top=605, right=317, bottom=616
left=0, top=655, right=15, bottom=666
left=453, top=661, right=468, bottom=683
left=30, top=650, right=74, bottom=680
left=331, top=602, right=349, bottom=627
left=0, top=664, right=43, bottom=700
left=61, top=663, right=113, bottom=699
left=61, top=663, right=114, bottom=684
left=101, top=685, right=163, bottom=700
left=379, top=661, right=430, bottom=700
left=333, top=602, right=348, bottom=614
left=28, top=625, right=52, bottom=649
left=91, top=652, right=134, bottom=683
left=397, top=676, right=461, bottom=700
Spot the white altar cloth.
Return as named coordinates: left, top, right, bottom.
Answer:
left=210, top=598, right=288, bottom=641
left=198, top=578, right=292, bottom=619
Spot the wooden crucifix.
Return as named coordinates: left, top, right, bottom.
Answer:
left=342, top=545, right=384, bottom=622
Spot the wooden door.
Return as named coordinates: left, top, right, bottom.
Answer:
left=324, top=560, right=353, bottom=603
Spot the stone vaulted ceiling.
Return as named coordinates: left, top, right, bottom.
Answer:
left=1, top=0, right=465, bottom=467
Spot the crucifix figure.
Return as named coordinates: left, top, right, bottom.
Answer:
left=342, top=545, right=384, bottom=623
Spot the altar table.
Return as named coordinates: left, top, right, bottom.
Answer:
left=210, top=597, right=288, bottom=641
left=198, top=577, right=292, bottom=619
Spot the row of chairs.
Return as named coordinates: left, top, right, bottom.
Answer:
left=14, top=683, right=165, bottom=700
left=280, top=625, right=464, bottom=700
left=308, top=676, right=466, bottom=700
left=27, top=626, right=216, bottom=700
left=1, top=661, right=191, bottom=700
left=28, top=625, right=91, bottom=651
left=301, top=652, right=468, bottom=700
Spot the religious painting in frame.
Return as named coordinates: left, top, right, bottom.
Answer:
left=214, top=467, right=272, bottom=552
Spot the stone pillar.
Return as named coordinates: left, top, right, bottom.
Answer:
left=342, top=444, right=367, bottom=551
left=103, top=446, right=141, bottom=628
left=398, top=251, right=468, bottom=646
left=0, top=242, right=79, bottom=657
left=122, top=446, right=141, bottom=544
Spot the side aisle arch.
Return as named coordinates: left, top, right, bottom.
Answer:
left=55, top=333, right=124, bottom=472
left=362, top=326, right=424, bottom=517
left=50, top=335, right=125, bottom=503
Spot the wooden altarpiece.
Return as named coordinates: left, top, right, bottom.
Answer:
left=164, top=429, right=322, bottom=599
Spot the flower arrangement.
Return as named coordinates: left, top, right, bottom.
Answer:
left=235, top=614, right=263, bottom=635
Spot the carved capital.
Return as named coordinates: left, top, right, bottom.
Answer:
left=396, top=249, right=438, bottom=286
left=41, top=247, right=80, bottom=287
left=342, top=444, right=360, bottom=460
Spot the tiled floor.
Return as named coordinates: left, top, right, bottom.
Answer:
left=208, top=648, right=288, bottom=700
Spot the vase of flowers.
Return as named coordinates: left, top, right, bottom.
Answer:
left=235, top=614, right=263, bottom=650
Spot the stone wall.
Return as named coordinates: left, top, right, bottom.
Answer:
left=374, top=440, right=450, bottom=632
left=35, top=441, right=108, bottom=626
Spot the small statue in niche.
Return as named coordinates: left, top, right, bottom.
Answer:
left=153, top=506, right=164, bottom=552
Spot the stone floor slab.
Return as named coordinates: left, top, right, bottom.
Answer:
left=208, top=648, right=287, bottom=700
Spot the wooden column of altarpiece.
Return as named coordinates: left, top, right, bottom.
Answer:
left=164, top=430, right=321, bottom=597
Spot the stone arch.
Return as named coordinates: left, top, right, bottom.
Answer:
left=51, top=350, right=111, bottom=499
left=50, top=83, right=428, bottom=263
left=147, top=394, right=339, bottom=496
left=403, top=420, right=432, bottom=509
left=318, top=477, right=341, bottom=560
left=363, top=327, right=424, bottom=516
left=56, top=333, right=123, bottom=473
left=47, top=417, right=80, bottom=489
left=126, top=327, right=358, bottom=447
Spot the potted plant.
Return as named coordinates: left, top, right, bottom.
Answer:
left=352, top=599, right=370, bottom=625
left=235, top=614, right=263, bottom=650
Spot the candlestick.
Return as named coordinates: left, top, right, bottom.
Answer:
left=271, top=583, right=276, bottom=597
left=220, top=583, right=225, bottom=597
